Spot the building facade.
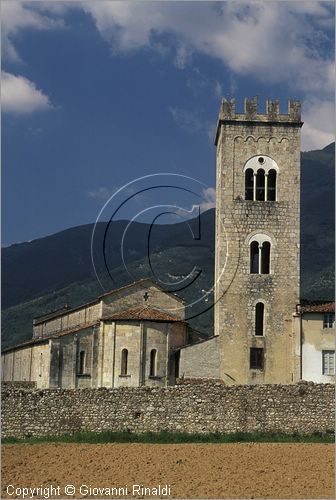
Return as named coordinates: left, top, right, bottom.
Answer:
left=293, top=302, right=335, bottom=383
left=1, top=279, right=202, bottom=389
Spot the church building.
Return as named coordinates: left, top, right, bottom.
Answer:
left=1, top=279, right=202, bottom=389
left=2, top=97, right=334, bottom=387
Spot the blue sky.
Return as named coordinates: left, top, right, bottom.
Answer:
left=2, top=1, right=335, bottom=245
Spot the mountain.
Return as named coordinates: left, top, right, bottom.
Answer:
left=300, top=143, right=335, bottom=299
left=2, top=144, right=334, bottom=349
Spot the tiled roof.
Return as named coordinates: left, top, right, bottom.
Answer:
left=34, top=278, right=185, bottom=324
left=2, top=322, right=99, bottom=354
left=102, top=306, right=184, bottom=323
left=98, top=278, right=185, bottom=303
left=301, top=301, right=335, bottom=313
left=1, top=337, right=49, bottom=353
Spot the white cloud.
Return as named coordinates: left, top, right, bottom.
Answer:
left=1, top=1, right=334, bottom=148
left=169, top=106, right=203, bottom=134
left=186, top=187, right=216, bottom=215
left=302, top=99, right=335, bottom=151
left=200, top=187, right=216, bottom=211
left=2, top=72, right=52, bottom=114
left=88, top=185, right=138, bottom=202
left=169, top=106, right=216, bottom=143
left=88, top=187, right=114, bottom=201
left=82, top=1, right=334, bottom=150
left=82, top=1, right=334, bottom=95
left=2, top=1, right=65, bottom=62
left=214, top=80, right=222, bottom=98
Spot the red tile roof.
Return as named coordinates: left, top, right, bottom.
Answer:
left=2, top=321, right=100, bottom=353
left=34, top=278, right=185, bottom=324
left=102, top=306, right=184, bottom=323
left=98, top=278, right=185, bottom=303
left=301, top=301, right=335, bottom=313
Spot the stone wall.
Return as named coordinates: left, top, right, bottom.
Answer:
left=179, top=336, right=221, bottom=379
left=1, top=341, right=51, bottom=389
left=214, top=98, right=302, bottom=385
left=2, top=381, right=36, bottom=389
left=2, top=381, right=334, bottom=439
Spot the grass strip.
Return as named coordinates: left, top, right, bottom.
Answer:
left=2, top=430, right=334, bottom=445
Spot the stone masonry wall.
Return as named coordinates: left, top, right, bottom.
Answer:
left=1, top=382, right=334, bottom=439
left=214, top=99, right=302, bottom=385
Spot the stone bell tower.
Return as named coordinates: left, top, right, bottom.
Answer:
left=214, top=96, right=302, bottom=384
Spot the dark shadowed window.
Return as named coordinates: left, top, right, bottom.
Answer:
left=255, top=303, right=264, bottom=336
left=78, top=350, right=86, bottom=374
left=245, top=168, right=254, bottom=200
left=250, top=241, right=259, bottom=273
left=267, top=169, right=277, bottom=201
left=250, top=348, right=264, bottom=369
left=256, top=169, right=265, bottom=201
left=261, top=242, right=270, bottom=274
left=121, top=349, right=128, bottom=375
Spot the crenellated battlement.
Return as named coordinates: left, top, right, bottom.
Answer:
left=219, top=96, right=301, bottom=122
left=215, top=96, right=302, bottom=145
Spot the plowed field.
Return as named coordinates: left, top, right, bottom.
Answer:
left=2, top=442, right=334, bottom=498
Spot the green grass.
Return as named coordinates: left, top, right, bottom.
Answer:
left=2, top=430, right=334, bottom=445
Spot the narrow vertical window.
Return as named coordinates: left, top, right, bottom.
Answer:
left=267, top=169, right=277, bottom=201
left=322, top=350, right=335, bottom=375
left=256, top=169, right=265, bottom=201
left=121, top=349, right=128, bottom=375
left=250, top=348, right=264, bottom=369
left=250, top=241, right=259, bottom=273
left=149, top=349, right=157, bottom=377
left=39, top=352, right=43, bottom=378
left=255, top=303, right=264, bottom=336
left=78, top=350, right=86, bottom=375
left=261, top=242, right=270, bottom=274
left=245, top=168, right=254, bottom=200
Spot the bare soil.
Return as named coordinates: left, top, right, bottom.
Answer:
left=1, top=443, right=334, bottom=499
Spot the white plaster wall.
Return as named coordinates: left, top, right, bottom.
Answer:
left=302, top=343, right=334, bottom=383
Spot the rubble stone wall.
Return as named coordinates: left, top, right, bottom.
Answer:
left=2, top=381, right=334, bottom=439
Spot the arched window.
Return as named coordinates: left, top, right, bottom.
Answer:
left=250, top=241, right=259, bottom=274
left=149, top=349, right=157, bottom=377
left=244, top=156, right=278, bottom=201
left=245, top=168, right=254, bottom=200
left=256, top=169, right=265, bottom=201
left=267, top=169, right=277, bottom=201
left=121, top=349, right=128, bottom=375
left=261, top=242, right=270, bottom=274
left=78, top=350, right=86, bottom=374
left=249, top=237, right=271, bottom=274
left=255, top=303, right=264, bottom=336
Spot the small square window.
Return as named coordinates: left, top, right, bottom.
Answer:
left=250, top=347, right=264, bottom=370
left=323, top=314, right=335, bottom=329
left=322, top=350, right=335, bottom=376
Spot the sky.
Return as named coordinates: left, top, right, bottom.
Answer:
left=2, top=0, right=335, bottom=246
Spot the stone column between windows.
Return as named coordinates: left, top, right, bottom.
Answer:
left=264, top=173, right=268, bottom=201
left=253, top=173, right=257, bottom=201
left=258, top=244, right=262, bottom=274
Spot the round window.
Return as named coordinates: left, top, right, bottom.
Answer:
left=258, top=157, right=265, bottom=164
